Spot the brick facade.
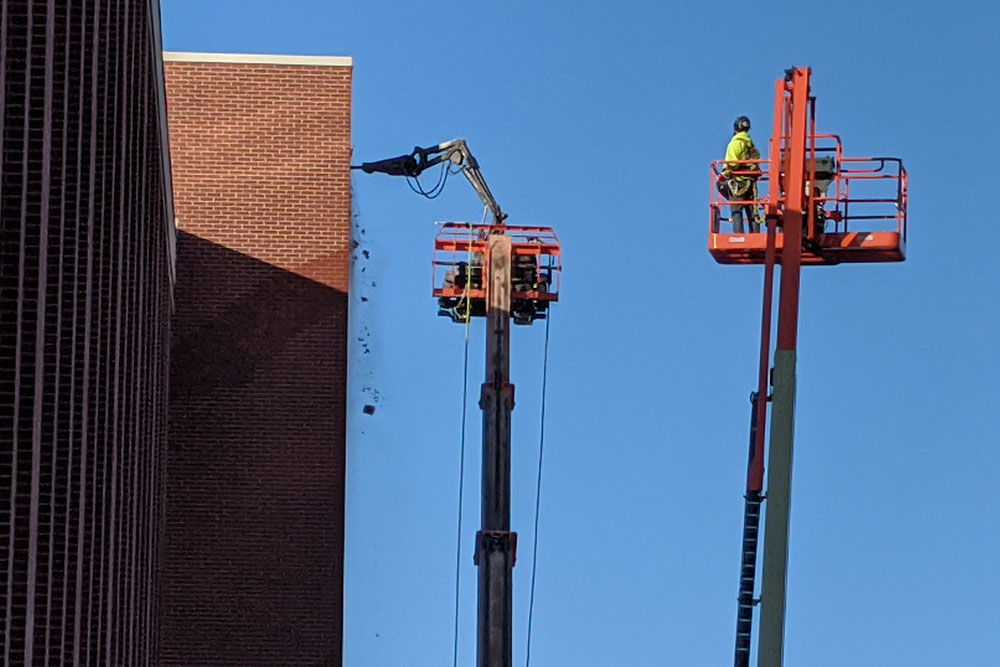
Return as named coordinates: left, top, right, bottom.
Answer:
left=0, top=0, right=175, bottom=664
left=161, top=54, right=352, bottom=666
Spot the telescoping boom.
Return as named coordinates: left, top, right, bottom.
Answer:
left=355, top=139, right=561, bottom=667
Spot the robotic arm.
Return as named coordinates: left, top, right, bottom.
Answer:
left=353, top=139, right=506, bottom=224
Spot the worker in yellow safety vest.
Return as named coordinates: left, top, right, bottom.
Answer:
left=720, top=116, right=762, bottom=233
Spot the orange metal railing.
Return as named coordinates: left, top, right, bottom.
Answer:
left=709, top=157, right=772, bottom=233
left=432, top=222, right=562, bottom=303
left=710, top=135, right=907, bottom=241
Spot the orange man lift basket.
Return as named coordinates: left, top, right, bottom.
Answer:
left=709, top=134, right=908, bottom=265
left=432, top=223, right=561, bottom=325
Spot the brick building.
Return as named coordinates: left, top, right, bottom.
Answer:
left=0, top=0, right=175, bottom=664
left=161, top=53, right=352, bottom=666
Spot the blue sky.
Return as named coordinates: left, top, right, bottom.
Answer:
left=163, top=1, right=999, bottom=665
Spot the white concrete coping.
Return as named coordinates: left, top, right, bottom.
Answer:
left=163, top=52, right=353, bottom=67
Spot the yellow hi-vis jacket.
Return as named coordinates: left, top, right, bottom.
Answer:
left=725, top=131, right=760, bottom=174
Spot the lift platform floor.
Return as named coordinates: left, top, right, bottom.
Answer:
left=709, top=230, right=905, bottom=265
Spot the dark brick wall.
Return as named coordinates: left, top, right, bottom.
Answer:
left=161, top=57, right=351, bottom=667
left=0, top=0, right=175, bottom=664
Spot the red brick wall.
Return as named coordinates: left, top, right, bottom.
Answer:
left=161, top=56, right=351, bottom=666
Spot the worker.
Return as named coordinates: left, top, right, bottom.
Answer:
left=438, top=262, right=470, bottom=323
left=720, top=116, right=762, bottom=233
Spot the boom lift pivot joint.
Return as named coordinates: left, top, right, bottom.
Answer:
left=474, top=530, right=518, bottom=567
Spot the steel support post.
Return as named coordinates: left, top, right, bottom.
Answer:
left=476, top=233, right=515, bottom=667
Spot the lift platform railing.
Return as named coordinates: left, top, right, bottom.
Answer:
left=834, top=157, right=908, bottom=238
left=710, top=158, right=772, bottom=233
left=710, top=141, right=907, bottom=240
left=432, top=222, right=562, bottom=325
left=709, top=135, right=843, bottom=233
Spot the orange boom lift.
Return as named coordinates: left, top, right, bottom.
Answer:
left=356, top=140, right=561, bottom=667
left=712, top=68, right=908, bottom=667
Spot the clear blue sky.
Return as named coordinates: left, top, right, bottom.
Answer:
left=163, top=1, right=999, bottom=665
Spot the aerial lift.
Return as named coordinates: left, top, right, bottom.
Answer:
left=355, top=140, right=561, bottom=667
left=710, top=68, right=908, bottom=667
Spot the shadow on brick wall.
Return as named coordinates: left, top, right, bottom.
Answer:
left=162, top=231, right=346, bottom=667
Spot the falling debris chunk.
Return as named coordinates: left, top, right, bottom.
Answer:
left=363, top=404, right=376, bottom=415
